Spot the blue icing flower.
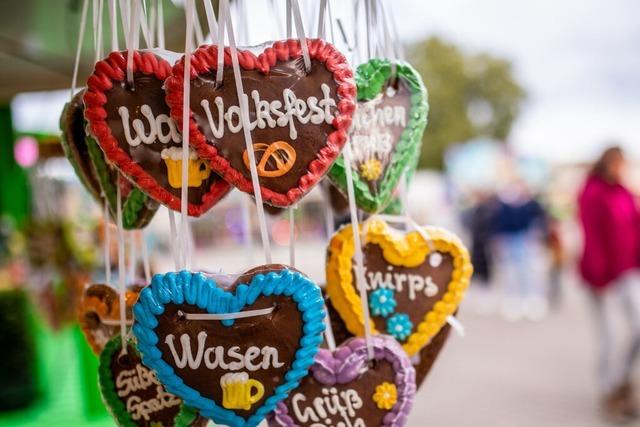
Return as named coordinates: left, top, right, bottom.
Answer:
left=369, top=288, right=397, bottom=317
left=387, top=313, right=413, bottom=341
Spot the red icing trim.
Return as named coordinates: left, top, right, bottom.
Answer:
left=165, top=39, right=356, bottom=207
left=84, top=50, right=231, bottom=217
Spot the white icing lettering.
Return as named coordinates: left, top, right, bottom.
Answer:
left=165, top=332, right=283, bottom=371
left=198, top=83, right=336, bottom=140
left=117, top=105, right=181, bottom=147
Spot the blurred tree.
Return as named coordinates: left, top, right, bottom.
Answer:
left=408, top=37, right=525, bottom=169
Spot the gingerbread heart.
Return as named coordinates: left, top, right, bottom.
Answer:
left=165, top=39, right=356, bottom=207
left=270, top=335, right=416, bottom=427
left=84, top=50, right=231, bottom=217
left=60, top=88, right=160, bottom=229
left=323, top=289, right=452, bottom=389
left=132, top=265, right=326, bottom=427
left=78, top=283, right=142, bottom=354
left=60, top=90, right=103, bottom=201
left=99, top=335, right=207, bottom=426
left=326, top=219, right=472, bottom=356
left=328, top=59, right=428, bottom=213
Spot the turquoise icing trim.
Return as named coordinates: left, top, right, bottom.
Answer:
left=132, top=268, right=326, bottom=427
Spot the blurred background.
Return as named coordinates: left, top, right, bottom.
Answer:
left=1, top=0, right=640, bottom=426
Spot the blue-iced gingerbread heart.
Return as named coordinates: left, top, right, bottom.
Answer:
left=132, top=266, right=326, bottom=427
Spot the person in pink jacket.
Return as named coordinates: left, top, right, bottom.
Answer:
left=578, top=146, right=640, bottom=423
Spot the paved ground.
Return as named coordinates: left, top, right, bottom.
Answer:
left=408, top=285, right=611, bottom=427
left=154, top=240, right=640, bottom=427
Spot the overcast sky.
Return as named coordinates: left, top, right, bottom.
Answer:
left=13, top=0, right=640, bottom=164
left=390, top=0, right=640, bottom=162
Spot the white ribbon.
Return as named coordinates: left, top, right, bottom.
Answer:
left=180, top=0, right=195, bottom=270
left=343, top=144, right=375, bottom=360
left=203, top=0, right=218, bottom=44
left=103, top=198, right=111, bottom=286
left=289, top=206, right=296, bottom=267
left=288, top=0, right=311, bottom=72
left=107, top=0, right=119, bottom=51
left=221, top=0, right=272, bottom=264
left=70, top=0, right=89, bottom=100
left=116, top=175, right=128, bottom=354
left=179, top=306, right=275, bottom=321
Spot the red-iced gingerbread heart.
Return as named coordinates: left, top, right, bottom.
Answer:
left=165, top=39, right=356, bottom=207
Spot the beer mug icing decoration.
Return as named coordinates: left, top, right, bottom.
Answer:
left=78, top=283, right=142, bottom=355
left=165, top=39, right=356, bottom=207
left=98, top=336, right=207, bottom=427
left=132, top=266, right=326, bottom=427
left=326, top=219, right=472, bottom=356
left=60, top=90, right=159, bottom=229
left=329, top=59, right=428, bottom=213
left=270, top=336, right=416, bottom=427
left=83, top=50, right=231, bottom=217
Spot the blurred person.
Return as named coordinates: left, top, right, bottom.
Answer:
left=493, top=180, right=548, bottom=321
left=462, top=191, right=498, bottom=314
left=546, top=215, right=565, bottom=310
left=578, top=146, right=640, bottom=423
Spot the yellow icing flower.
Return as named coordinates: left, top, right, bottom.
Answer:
left=372, top=382, right=398, bottom=410
left=150, top=422, right=164, bottom=427
left=360, top=159, right=383, bottom=181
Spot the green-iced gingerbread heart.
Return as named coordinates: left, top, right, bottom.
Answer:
left=59, top=90, right=158, bottom=229
left=98, top=335, right=207, bottom=427
left=328, top=59, right=428, bottom=213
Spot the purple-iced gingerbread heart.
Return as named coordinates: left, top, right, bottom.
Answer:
left=270, top=335, right=416, bottom=427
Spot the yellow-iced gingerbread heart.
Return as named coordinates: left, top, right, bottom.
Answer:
left=326, top=219, right=473, bottom=356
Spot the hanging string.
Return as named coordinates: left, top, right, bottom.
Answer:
left=179, top=0, right=195, bottom=271
left=203, top=0, right=218, bottom=43
left=70, top=0, right=89, bottom=100
left=288, top=206, right=296, bottom=267
left=342, top=144, right=375, bottom=360
left=157, top=0, right=165, bottom=49
left=127, top=230, right=136, bottom=283
left=93, top=0, right=105, bottom=62
left=269, top=0, right=284, bottom=39
left=316, top=0, right=327, bottom=39
left=288, top=0, right=311, bottom=72
left=138, top=1, right=152, bottom=48
left=107, top=0, right=119, bottom=51
left=140, top=230, right=151, bottom=283
left=285, top=0, right=292, bottom=39
left=240, top=195, right=255, bottom=268
left=168, top=209, right=180, bottom=271
left=323, top=190, right=334, bottom=239
left=125, top=0, right=141, bottom=85
left=103, top=199, right=112, bottom=285
left=116, top=176, right=128, bottom=354
left=192, top=5, right=205, bottom=46
left=215, top=0, right=227, bottom=85
left=148, top=0, right=157, bottom=47
left=323, top=303, right=337, bottom=351
left=220, top=0, right=272, bottom=264
left=118, top=0, right=130, bottom=47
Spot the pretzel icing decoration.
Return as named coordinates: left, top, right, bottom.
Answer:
left=242, top=141, right=296, bottom=178
left=165, top=39, right=356, bottom=207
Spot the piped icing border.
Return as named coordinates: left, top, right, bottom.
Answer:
left=271, top=335, right=416, bottom=427
left=98, top=335, right=200, bottom=427
left=132, top=269, right=326, bottom=427
left=83, top=50, right=231, bottom=217
left=328, top=58, right=429, bottom=214
left=165, top=38, right=356, bottom=207
left=326, top=219, right=473, bottom=356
